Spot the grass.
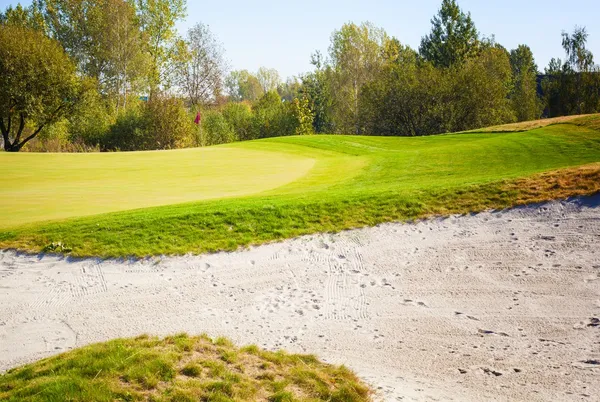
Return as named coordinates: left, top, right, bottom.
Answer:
left=0, top=334, right=371, bottom=401
left=465, top=114, right=591, bottom=132
left=1, top=115, right=600, bottom=257
left=0, top=146, right=316, bottom=227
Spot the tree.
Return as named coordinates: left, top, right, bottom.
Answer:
left=359, top=41, right=443, bottom=136
left=225, top=70, right=263, bottom=102
left=277, top=77, right=301, bottom=102
left=289, top=97, right=314, bottom=136
left=178, top=23, right=227, bottom=106
left=328, top=22, right=388, bottom=134
left=562, top=26, right=594, bottom=73
left=543, top=26, right=600, bottom=116
left=252, top=91, right=297, bottom=138
left=42, top=0, right=149, bottom=109
left=419, top=0, right=479, bottom=68
left=257, top=67, right=281, bottom=93
left=0, top=25, right=83, bottom=152
left=510, top=45, right=542, bottom=121
left=133, top=0, right=187, bottom=93
left=449, top=47, right=516, bottom=131
left=0, top=0, right=46, bottom=31
left=300, top=51, right=334, bottom=133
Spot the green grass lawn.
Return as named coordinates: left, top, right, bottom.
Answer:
left=1, top=116, right=600, bottom=257
left=0, top=334, right=371, bottom=401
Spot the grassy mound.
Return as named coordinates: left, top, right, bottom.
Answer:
left=0, top=334, right=371, bottom=402
left=1, top=115, right=600, bottom=257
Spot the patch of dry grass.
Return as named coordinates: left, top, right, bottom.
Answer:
left=422, top=163, right=600, bottom=217
left=0, top=334, right=371, bottom=402
left=467, top=114, right=598, bottom=133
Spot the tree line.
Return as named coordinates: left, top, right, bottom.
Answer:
left=0, top=0, right=598, bottom=152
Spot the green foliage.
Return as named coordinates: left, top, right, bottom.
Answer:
left=419, top=0, right=480, bottom=68
left=145, top=96, right=194, bottom=149
left=68, top=90, right=115, bottom=147
left=226, top=70, right=264, bottom=102
left=252, top=91, right=296, bottom=138
left=43, top=0, right=150, bottom=100
left=102, top=104, right=146, bottom=151
left=0, top=0, right=46, bottom=31
left=510, top=45, right=543, bottom=121
left=221, top=102, right=254, bottom=141
left=134, top=0, right=187, bottom=92
left=328, top=22, right=389, bottom=134
left=0, top=334, right=371, bottom=401
left=200, top=110, right=236, bottom=146
left=277, top=77, right=302, bottom=102
left=289, top=98, right=314, bottom=136
left=543, top=26, right=600, bottom=117
left=360, top=45, right=515, bottom=135
left=301, top=55, right=334, bottom=134
left=102, top=96, right=193, bottom=151
left=448, top=47, right=516, bottom=131
left=0, top=25, right=82, bottom=152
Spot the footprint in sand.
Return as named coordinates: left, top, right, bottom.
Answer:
left=402, top=299, right=429, bottom=308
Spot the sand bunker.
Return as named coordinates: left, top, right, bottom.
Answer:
left=1, top=196, right=599, bottom=401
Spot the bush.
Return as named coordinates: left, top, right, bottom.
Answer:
left=69, top=90, right=114, bottom=147
left=101, top=96, right=194, bottom=151
left=101, top=104, right=145, bottom=151
left=252, top=91, right=297, bottom=139
left=145, top=96, right=194, bottom=150
left=199, top=110, right=236, bottom=146
left=221, top=102, right=254, bottom=141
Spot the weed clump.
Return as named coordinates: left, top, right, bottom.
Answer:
left=0, top=334, right=372, bottom=401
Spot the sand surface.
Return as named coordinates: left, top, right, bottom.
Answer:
left=1, top=197, right=599, bottom=401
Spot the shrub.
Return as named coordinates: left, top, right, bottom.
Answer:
left=199, top=110, right=236, bottom=146
left=102, top=104, right=146, bottom=151
left=221, top=102, right=255, bottom=141
left=145, top=96, right=195, bottom=150
left=252, top=91, right=297, bottom=138
left=69, top=90, right=114, bottom=147
left=101, top=96, right=194, bottom=151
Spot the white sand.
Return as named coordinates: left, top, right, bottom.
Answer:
left=1, top=197, right=599, bottom=401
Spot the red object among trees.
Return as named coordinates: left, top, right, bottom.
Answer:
left=194, top=111, right=202, bottom=125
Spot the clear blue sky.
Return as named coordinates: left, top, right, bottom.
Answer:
left=2, top=0, right=599, bottom=79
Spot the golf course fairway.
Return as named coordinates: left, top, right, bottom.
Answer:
left=1, top=115, right=600, bottom=257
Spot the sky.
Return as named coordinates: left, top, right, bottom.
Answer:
left=2, top=0, right=599, bottom=79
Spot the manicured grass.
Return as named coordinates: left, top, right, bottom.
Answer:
left=0, top=146, right=316, bottom=228
left=1, top=116, right=600, bottom=257
left=0, top=334, right=371, bottom=401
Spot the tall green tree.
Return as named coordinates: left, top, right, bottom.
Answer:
left=449, top=47, right=516, bottom=130
left=42, top=0, right=149, bottom=108
left=328, top=22, right=388, bottom=134
left=419, top=0, right=479, bottom=68
left=133, top=0, right=187, bottom=93
left=510, top=45, right=542, bottom=121
left=0, top=25, right=84, bottom=152
left=300, top=52, right=334, bottom=134
left=0, top=0, right=46, bottom=31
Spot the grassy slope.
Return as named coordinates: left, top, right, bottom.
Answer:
left=1, top=117, right=600, bottom=257
left=0, top=334, right=371, bottom=401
